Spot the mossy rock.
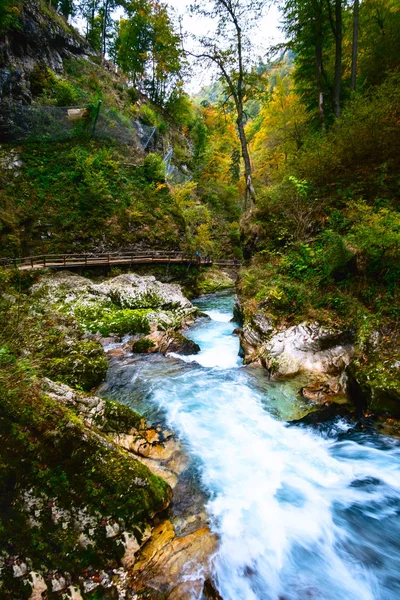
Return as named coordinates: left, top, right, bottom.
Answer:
left=0, top=356, right=171, bottom=596
left=100, top=398, right=144, bottom=432
left=196, top=268, right=235, bottom=295
left=347, top=357, right=400, bottom=416
left=42, top=338, right=108, bottom=391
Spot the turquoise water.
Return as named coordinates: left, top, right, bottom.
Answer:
left=102, top=292, right=400, bottom=600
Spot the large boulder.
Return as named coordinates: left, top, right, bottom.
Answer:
left=263, top=323, right=354, bottom=377
left=239, top=317, right=354, bottom=378
left=94, top=273, right=193, bottom=311
left=32, top=271, right=198, bottom=336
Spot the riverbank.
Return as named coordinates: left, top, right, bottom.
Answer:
left=100, top=289, right=400, bottom=600
left=1, top=268, right=399, bottom=599
left=0, top=268, right=233, bottom=598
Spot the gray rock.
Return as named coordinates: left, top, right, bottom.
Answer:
left=0, top=0, right=95, bottom=140
left=264, top=322, right=354, bottom=376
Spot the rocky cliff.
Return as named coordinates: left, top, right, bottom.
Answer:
left=0, top=0, right=94, bottom=137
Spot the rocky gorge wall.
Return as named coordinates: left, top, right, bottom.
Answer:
left=0, top=270, right=222, bottom=599
left=0, top=0, right=95, bottom=138
left=234, top=295, right=400, bottom=419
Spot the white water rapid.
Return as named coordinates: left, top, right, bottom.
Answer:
left=104, top=292, right=400, bottom=600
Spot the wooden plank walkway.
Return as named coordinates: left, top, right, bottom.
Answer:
left=0, top=251, right=239, bottom=270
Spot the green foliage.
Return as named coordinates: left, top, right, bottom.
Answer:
left=52, top=77, right=84, bottom=106
left=115, top=0, right=183, bottom=107
left=0, top=272, right=170, bottom=595
left=0, top=0, right=21, bottom=34
left=29, top=62, right=55, bottom=96
left=73, top=303, right=151, bottom=336
left=131, top=337, right=156, bottom=352
left=0, top=353, right=170, bottom=594
left=142, top=152, right=166, bottom=182
left=139, top=104, right=157, bottom=126
left=0, top=140, right=186, bottom=256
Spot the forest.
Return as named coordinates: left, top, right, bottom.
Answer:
left=0, top=0, right=399, bottom=597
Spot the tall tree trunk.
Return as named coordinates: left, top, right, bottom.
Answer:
left=312, top=0, right=326, bottom=130
left=316, top=25, right=326, bottom=130
left=102, top=0, right=109, bottom=57
left=235, top=21, right=255, bottom=209
left=333, top=0, right=342, bottom=118
left=236, top=110, right=255, bottom=210
left=351, top=0, right=359, bottom=91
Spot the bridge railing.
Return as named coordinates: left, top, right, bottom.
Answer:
left=0, top=251, right=240, bottom=269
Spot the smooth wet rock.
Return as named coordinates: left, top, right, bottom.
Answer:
left=162, top=331, right=200, bottom=355
left=288, top=404, right=354, bottom=426
left=300, top=378, right=346, bottom=405
left=242, top=321, right=354, bottom=377
left=134, top=330, right=200, bottom=355
left=132, top=520, right=218, bottom=599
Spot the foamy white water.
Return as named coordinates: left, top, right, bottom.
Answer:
left=104, top=292, right=400, bottom=600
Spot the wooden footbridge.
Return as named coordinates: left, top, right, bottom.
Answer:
left=0, top=250, right=239, bottom=271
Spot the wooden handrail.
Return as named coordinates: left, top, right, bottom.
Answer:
left=0, top=250, right=241, bottom=269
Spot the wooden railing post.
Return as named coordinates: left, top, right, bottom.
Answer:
left=63, top=255, right=66, bottom=266
left=85, top=255, right=87, bottom=265
left=43, top=256, right=46, bottom=267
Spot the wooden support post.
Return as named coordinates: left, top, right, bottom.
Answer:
left=43, top=256, right=46, bottom=267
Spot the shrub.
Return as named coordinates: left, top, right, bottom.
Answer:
left=53, top=79, right=84, bottom=106
left=73, top=303, right=151, bottom=336
left=142, top=153, right=166, bottom=183
left=131, top=338, right=156, bottom=352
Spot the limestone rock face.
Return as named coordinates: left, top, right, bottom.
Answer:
left=32, top=271, right=198, bottom=336
left=263, top=323, right=354, bottom=377
left=239, top=311, right=354, bottom=378
left=33, top=271, right=194, bottom=312
left=0, top=0, right=95, bottom=138
left=94, top=273, right=192, bottom=311
left=42, top=377, right=107, bottom=424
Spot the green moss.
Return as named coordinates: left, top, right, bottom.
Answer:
left=0, top=353, right=171, bottom=595
left=196, top=268, right=235, bottom=295
left=73, top=302, right=151, bottom=336
left=131, top=338, right=156, bottom=353
left=99, top=398, right=143, bottom=432
left=349, top=354, right=400, bottom=415
left=42, top=339, right=108, bottom=391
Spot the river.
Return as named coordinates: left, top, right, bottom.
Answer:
left=102, top=292, right=400, bottom=600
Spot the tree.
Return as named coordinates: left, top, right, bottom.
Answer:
left=325, top=0, right=343, bottom=118
left=78, top=0, right=103, bottom=50
left=115, top=0, right=152, bottom=85
left=282, top=0, right=332, bottom=129
left=50, top=0, right=75, bottom=20
left=351, top=0, right=359, bottom=90
left=189, top=0, right=266, bottom=210
left=115, top=0, right=183, bottom=106
left=145, top=2, right=182, bottom=105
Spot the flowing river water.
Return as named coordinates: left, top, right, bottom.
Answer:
left=102, top=292, right=400, bottom=600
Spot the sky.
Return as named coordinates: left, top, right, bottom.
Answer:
left=165, top=0, right=285, bottom=92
